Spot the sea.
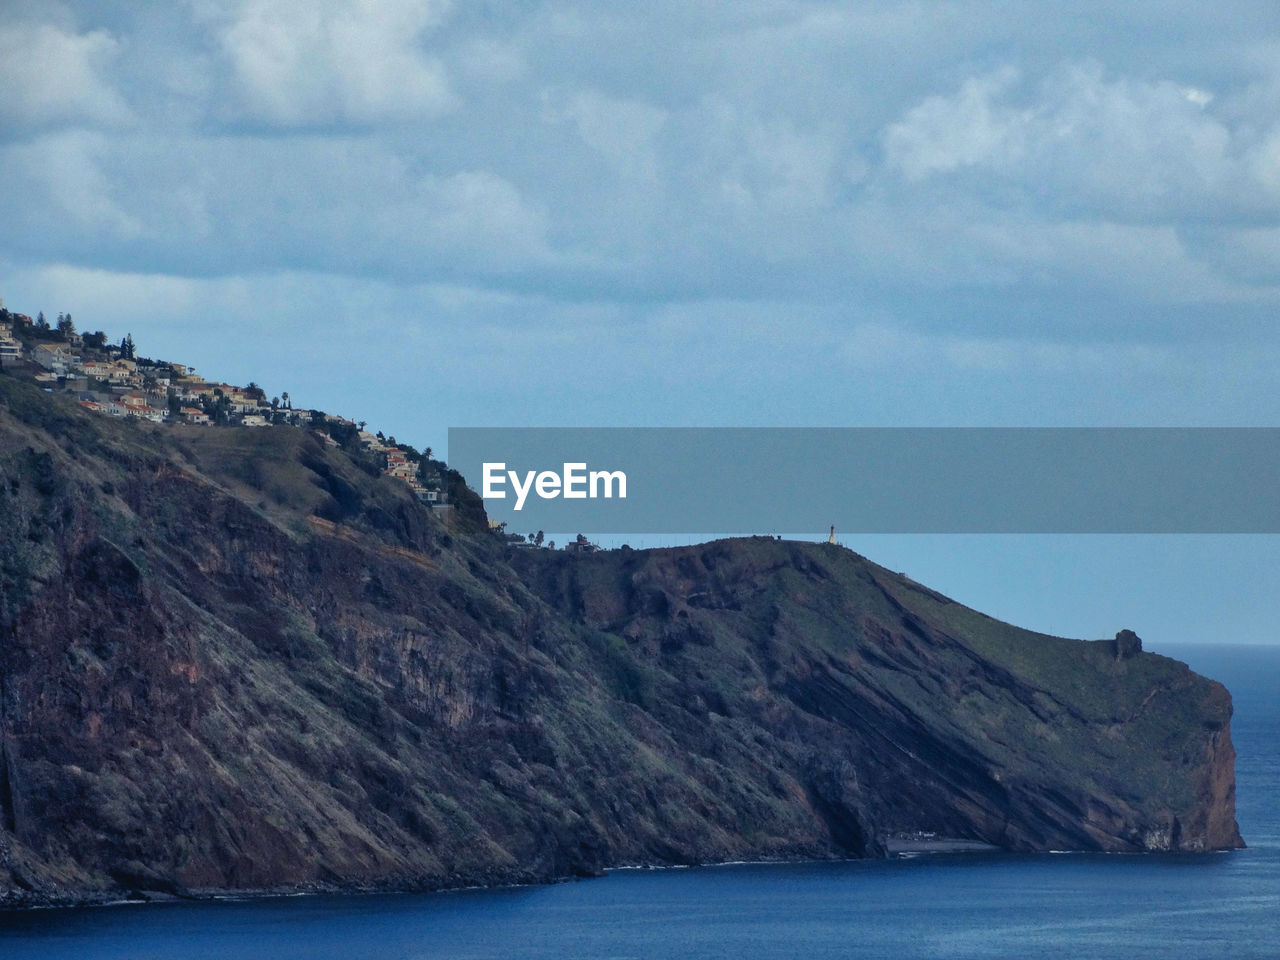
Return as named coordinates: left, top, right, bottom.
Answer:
left=2, top=643, right=1277, bottom=960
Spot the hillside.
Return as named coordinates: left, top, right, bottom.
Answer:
left=0, top=373, right=1242, bottom=907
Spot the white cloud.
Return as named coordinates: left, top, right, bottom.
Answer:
left=0, top=20, right=129, bottom=129
left=3, top=132, right=143, bottom=237
left=219, top=0, right=455, bottom=125
left=1182, top=86, right=1213, bottom=107
left=413, top=169, right=551, bottom=262
left=0, top=128, right=556, bottom=283
left=883, top=62, right=1272, bottom=220
left=674, top=97, right=845, bottom=225
left=1248, top=127, right=1280, bottom=197
left=726, top=112, right=841, bottom=213
left=883, top=67, right=1023, bottom=181
left=543, top=89, right=668, bottom=183
left=18, top=263, right=203, bottom=323
left=2, top=2, right=1279, bottom=327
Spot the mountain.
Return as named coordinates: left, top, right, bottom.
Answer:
left=0, top=373, right=1242, bottom=907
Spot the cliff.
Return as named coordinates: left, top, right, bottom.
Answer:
left=0, top=375, right=1242, bottom=907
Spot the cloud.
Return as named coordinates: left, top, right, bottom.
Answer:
left=690, top=98, right=844, bottom=216
left=836, top=320, right=1185, bottom=378
left=218, top=0, right=455, bottom=125
left=15, top=262, right=203, bottom=326
left=411, top=169, right=552, bottom=265
left=0, top=129, right=557, bottom=279
left=883, top=67, right=1023, bottom=181
left=2, top=1, right=1279, bottom=354
left=542, top=89, right=668, bottom=183
left=883, top=62, right=1277, bottom=222
left=0, top=19, right=129, bottom=129
left=1183, top=225, right=1280, bottom=284
left=0, top=132, right=144, bottom=238
left=452, top=37, right=526, bottom=84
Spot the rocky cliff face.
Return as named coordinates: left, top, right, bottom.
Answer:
left=0, top=376, right=1243, bottom=907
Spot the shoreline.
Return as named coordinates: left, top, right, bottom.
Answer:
left=3, top=842, right=1235, bottom=913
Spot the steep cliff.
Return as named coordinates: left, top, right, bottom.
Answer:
left=0, top=375, right=1242, bottom=907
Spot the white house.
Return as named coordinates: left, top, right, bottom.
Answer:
left=33, top=343, right=76, bottom=375
left=0, top=328, right=21, bottom=365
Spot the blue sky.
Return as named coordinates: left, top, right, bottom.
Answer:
left=2, top=1, right=1279, bottom=647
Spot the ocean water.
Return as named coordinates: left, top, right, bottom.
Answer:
left=2, top=643, right=1277, bottom=960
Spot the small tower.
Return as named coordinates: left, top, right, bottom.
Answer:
left=827, top=524, right=836, bottom=544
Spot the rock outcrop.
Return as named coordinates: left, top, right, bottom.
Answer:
left=0, top=375, right=1243, bottom=907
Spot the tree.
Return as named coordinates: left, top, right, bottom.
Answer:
left=120, top=333, right=135, bottom=360
left=56, top=313, right=75, bottom=338
left=281, top=391, right=291, bottom=409
left=535, top=530, right=545, bottom=547
left=245, top=381, right=265, bottom=401
left=83, top=330, right=107, bottom=350
left=328, top=420, right=358, bottom=448
left=271, top=396, right=280, bottom=409
left=36, top=311, right=49, bottom=330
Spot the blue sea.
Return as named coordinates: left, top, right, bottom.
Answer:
left=3, top=643, right=1277, bottom=959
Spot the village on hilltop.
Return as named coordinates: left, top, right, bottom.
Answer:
left=0, top=302, right=447, bottom=509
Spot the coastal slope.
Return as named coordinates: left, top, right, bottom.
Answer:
left=0, top=376, right=1242, bottom=906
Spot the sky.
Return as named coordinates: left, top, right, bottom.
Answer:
left=2, top=1, right=1279, bottom=649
